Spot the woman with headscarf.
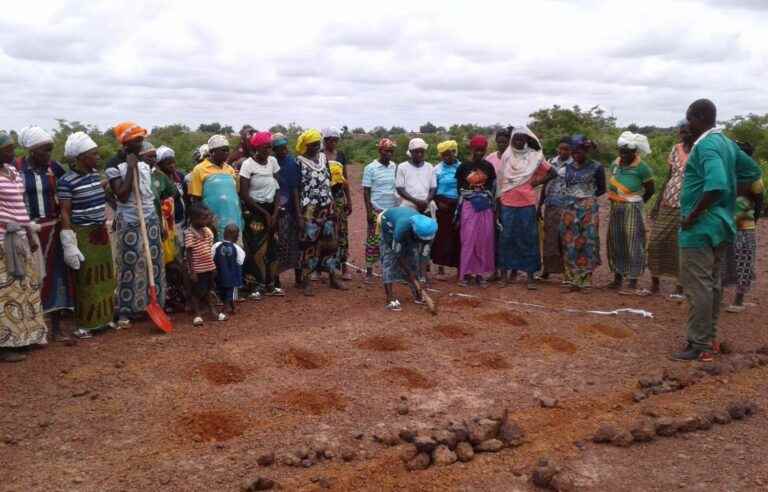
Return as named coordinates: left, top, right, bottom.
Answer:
left=485, top=128, right=511, bottom=281
left=322, top=127, right=353, bottom=280
left=648, top=124, right=693, bottom=298
left=431, top=140, right=461, bottom=279
left=496, top=126, right=556, bottom=289
left=538, top=137, right=572, bottom=279
left=0, top=131, right=47, bottom=362
left=228, top=124, right=255, bottom=169
left=240, top=131, right=284, bottom=298
left=58, top=132, right=116, bottom=338
left=15, top=126, right=73, bottom=341
left=296, top=129, right=347, bottom=295
left=456, top=135, right=497, bottom=286
left=105, top=122, right=166, bottom=327
left=273, top=133, right=302, bottom=287
left=607, top=131, right=655, bottom=293
left=559, top=136, right=606, bottom=291
left=188, top=135, right=242, bottom=240
left=362, top=138, right=399, bottom=282
left=379, top=206, right=438, bottom=311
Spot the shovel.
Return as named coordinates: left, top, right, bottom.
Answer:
left=413, top=278, right=437, bottom=315
left=132, top=169, right=173, bottom=333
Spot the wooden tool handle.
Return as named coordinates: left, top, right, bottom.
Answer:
left=132, top=168, right=155, bottom=289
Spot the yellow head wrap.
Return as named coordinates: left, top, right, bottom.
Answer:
left=329, top=161, right=346, bottom=186
left=295, top=129, right=322, bottom=155
left=437, top=140, right=458, bottom=155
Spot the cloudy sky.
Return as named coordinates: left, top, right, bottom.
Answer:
left=1, top=0, right=766, bottom=133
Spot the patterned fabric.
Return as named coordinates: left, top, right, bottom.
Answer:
left=561, top=197, right=601, bottom=288
left=37, top=221, right=75, bottom=313
left=542, top=206, right=564, bottom=274
left=660, top=144, right=689, bottom=208
left=607, top=201, right=647, bottom=279
left=607, top=160, right=653, bottom=202
left=298, top=154, right=333, bottom=209
left=57, top=170, right=107, bottom=225
left=0, top=166, right=31, bottom=241
left=543, top=156, right=570, bottom=208
left=277, top=208, right=300, bottom=272
left=722, top=229, right=757, bottom=295
left=298, top=154, right=337, bottom=273
left=647, top=205, right=681, bottom=278
left=498, top=205, right=540, bottom=273
left=0, top=244, right=47, bottom=347
left=105, top=162, right=155, bottom=223
left=72, top=223, right=115, bottom=331
left=365, top=207, right=382, bottom=267
left=562, top=160, right=605, bottom=203
left=380, top=229, right=423, bottom=284
left=333, top=191, right=349, bottom=265
left=15, top=157, right=66, bottom=221
left=115, top=217, right=166, bottom=318
left=185, top=226, right=215, bottom=273
left=243, top=204, right=279, bottom=290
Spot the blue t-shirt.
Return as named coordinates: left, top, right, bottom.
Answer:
left=381, top=206, right=420, bottom=244
left=277, top=154, right=300, bottom=214
left=362, top=160, right=399, bottom=210
left=433, top=160, right=460, bottom=199
left=213, top=241, right=243, bottom=288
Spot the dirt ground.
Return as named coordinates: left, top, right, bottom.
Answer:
left=3, top=165, right=768, bottom=491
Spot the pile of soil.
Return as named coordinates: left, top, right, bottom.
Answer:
left=520, top=334, right=578, bottom=354
left=380, top=367, right=435, bottom=389
left=273, top=389, right=346, bottom=415
left=198, top=362, right=246, bottom=385
left=355, top=335, right=408, bottom=352
left=480, top=311, right=529, bottom=326
left=277, top=347, right=329, bottom=369
left=433, top=323, right=473, bottom=339
left=178, top=410, right=247, bottom=442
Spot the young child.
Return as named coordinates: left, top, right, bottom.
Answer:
left=212, top=223, right=245, bottom=314
left=185, top=203, right=228, bottom=326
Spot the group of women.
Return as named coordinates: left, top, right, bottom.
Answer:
left=0, top=121, right=761, bottom=361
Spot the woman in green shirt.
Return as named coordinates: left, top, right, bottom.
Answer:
left=606, top=132, right=655, bottom=293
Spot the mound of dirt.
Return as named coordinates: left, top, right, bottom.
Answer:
left=273, top=389, right=347, bottom=415
left=199, top=362, right=246, bottom=385
left=433, top=324, right=473, bottom=339
left=446, top=297, right=482, bottom=308
left=479, top=311, right=529, bottom=326
left=178, top=410, right=247, bottom=442
left=381, top=367, right=435, bottom=389
left=277, top=348, right=329, bottom=369
left=520, top=335, right=578, bottom=354
left=577, top=323, right=633, bottom=339
left=466, top=352, right=512, bottom=370
left=356, top=336, right=408, bottom=352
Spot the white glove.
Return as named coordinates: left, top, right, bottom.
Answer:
left=60, top=229, right=85, bottom=270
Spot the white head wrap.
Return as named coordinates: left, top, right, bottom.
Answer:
left=139, top=141, right=156, bottom=155
left=498, top=125, right=545, bottom=196
left=322, top=127, right=341, bottom=139
left=406, top=137, right=428, bottom=157
left=617, top=131, right=651, bottom=155
left=64, top=132, right=97, bottom=159
left=156, top=145, right=175, bottom=162
left=198, top=144, right=210, bottom=158
left=207, top=134, right=229, bottom=150
left=19, top=126, right=53, bottom=150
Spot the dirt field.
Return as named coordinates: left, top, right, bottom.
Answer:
left=3, top=165, right=768, bottom=491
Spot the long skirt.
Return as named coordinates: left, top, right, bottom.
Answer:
left=459, top=204, right=495, bottom=277
left=277, top=208, right=301, bottom=273
left=561, top=197, right=601, bottom=288
left=300, top=205, right=338, bottom=274
left=431, top=197, right=460, bottom=268
left=72, top=223, right=116, bottom=331
left=381, top=238, right=420, bottom=284
left=365, top=207, right=383, bottom=267
left=0, top=241, right=47, bottom=347
left=498, top=205, right=540, bottom=273
left=243, top=204, right=279, bottom=290
left=333, top=190, right=349, bottom=265
left=541, top=206, right=564, bottom=274
left=37, top=220, right=75, bottom=313
left=115, top=217, right=166, bottom=318
left=607, top=201, right=646, bottom=279
left=647, top=205, right=680, bottom=279
left=722, top=229, right=757, bottom=295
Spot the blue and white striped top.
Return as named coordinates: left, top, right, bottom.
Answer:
left=57, top=170, right=107, bottom=226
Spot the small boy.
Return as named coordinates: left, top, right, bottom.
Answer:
left=185, top=203, right=228, bottom=326
left=212, top=223, right=246, bottom=314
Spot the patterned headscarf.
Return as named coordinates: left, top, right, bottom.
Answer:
left=378, top=138, right=396, bottom=150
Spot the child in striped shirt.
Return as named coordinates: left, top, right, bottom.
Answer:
left=185, top=203, right=228, bottom=326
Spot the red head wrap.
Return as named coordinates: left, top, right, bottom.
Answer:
left=250, top=131, right=273, bottom=149
left=469, top=134, right=488, bottom=151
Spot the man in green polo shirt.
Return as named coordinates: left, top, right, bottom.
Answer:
left=673, top=99, right=761, bottom=362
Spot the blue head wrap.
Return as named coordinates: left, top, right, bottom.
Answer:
left=410, top=214, right=438, bottom=241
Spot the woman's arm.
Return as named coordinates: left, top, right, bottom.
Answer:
left=60, top=199, right=73, bottom=230
left=595, top=166, right=607, bottom=197
left=108, top=154, right=138, bottom=203
left=642, top=181, right=656, bottom=203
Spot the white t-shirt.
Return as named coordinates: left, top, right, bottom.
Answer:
left=395, top=161, right=435, bottom=209
left=239, top=156, right=280, bottom=203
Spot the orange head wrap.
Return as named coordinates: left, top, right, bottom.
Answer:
left=114, top=121, right=148, bottom=144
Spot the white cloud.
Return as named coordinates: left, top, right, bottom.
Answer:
left=0, top=0, right=766, bottom=133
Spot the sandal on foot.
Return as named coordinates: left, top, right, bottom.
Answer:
left=72, top=329, right=93, bottom=340
left=385, top=300, right=402, bottom=311
left=216, top=312, right=229, bottom=322
left=192, top=316, right=204, bottom=327
left=266, top=287, right=285, bottom=297
left=116, top=319, right=131, bottom=330
left=725, top=304, right=745, bottom=313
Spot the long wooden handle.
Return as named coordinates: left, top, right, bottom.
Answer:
left=132, top=168, right=155, bottom=289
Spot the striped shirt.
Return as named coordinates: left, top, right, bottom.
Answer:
left=15, top=157, right=66, bottom=221
left=57, top=170, right=107, bottom=226
left=0, top=166, right=31, bottom=241
left=185, top=226, right=215, bottom=273
left=362, top=160, right=399, bottom=210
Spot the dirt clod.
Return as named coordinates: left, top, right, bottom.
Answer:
left=712, top=411, right=732, bottom=425
left=257, top=453, right=275, bottom=467
left=630, top=419, right=656, bottom=442
left=532, top=459, right=559, bottom=489
left=432, top=429, right=459, bottom=450
left=539, top=396, right=559, bottom=408
left=593, top=424, right=619, bottom=443
left=655, top=417, right=679, bottom=437
left=499, top=412, right=525, bottom=447
left=406, top=452, right=431, bottom=471
left=277, top=452, right=300, bottom=467
left=480, top=311, right=529, bottom=326
left=456, top=441, right=474, bottom=462
left=340, top=448, right=356, bottom=462
left=433, top=323, right=474, bottom=339
left=178, top=410, right=247, bottom=442
left=381, top=367, right=435, bottom=389
left=468, top=418, right=501, bottom=445
left=242, top=477, right=275, bottom=491
left=610, top=429, right=634, bottom=447
left=475, top=438, right=504, bottom=452
left=199, top=362, right=246, bottom=385
left=466, top=352, right=511, bottom=370
left=727, top=403, right=747, bottom=420
left=413, top=434, right=437, bottom=454
left=400, top=444, right=419, bottom=463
